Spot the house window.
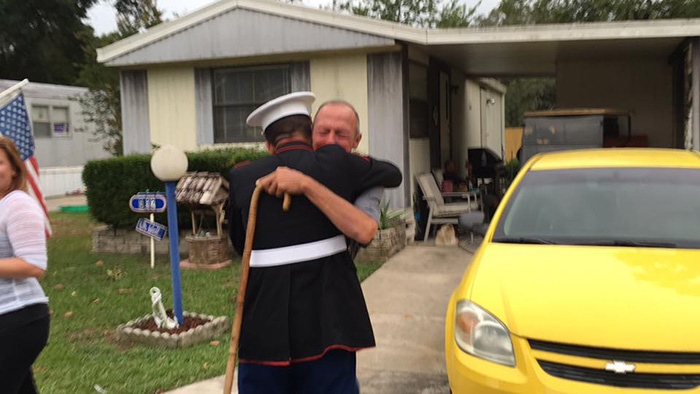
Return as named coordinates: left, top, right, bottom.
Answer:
left=31, top=105, right=70, bottom=138
left=213, top=65, right=291, bottom=143
left=52, top=106, right=70, bottom=136
left=31, top=105, right=51, bottom=138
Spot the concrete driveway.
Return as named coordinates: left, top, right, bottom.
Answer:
left=166, top=245, right=472, bottom=394
left=357, top=245, right=471, bottom=393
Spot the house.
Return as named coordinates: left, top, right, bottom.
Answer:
left=0, top=80, right=112, bottom=197
left=97, top=0, right=700, bottom=209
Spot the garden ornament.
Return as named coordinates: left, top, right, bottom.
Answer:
left=150, top=287, right=178, bottom=330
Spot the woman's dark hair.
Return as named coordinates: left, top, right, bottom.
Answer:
left=264, top=115, right=312, bottom=145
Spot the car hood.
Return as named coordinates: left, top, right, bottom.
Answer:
left=468, top=243, right=700, bottom=351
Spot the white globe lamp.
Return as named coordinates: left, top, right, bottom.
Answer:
left=151, top=145, right=188, bottom=181
left=150, top=144, right=188, bottom=325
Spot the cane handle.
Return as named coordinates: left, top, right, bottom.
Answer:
left=283, top=193, right=291, bottom=211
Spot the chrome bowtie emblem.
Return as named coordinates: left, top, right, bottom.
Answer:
left=605, top=360, right=636, bottom=374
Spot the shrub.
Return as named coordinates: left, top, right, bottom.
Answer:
left=83, top=148, right=269, bottom=228
left=505, top=158, right=520, bottom=183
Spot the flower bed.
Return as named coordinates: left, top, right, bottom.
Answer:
left=116, top=311, right=229, bottom=349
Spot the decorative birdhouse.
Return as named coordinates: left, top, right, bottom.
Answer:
left=175, top=172, right=231, bottom=269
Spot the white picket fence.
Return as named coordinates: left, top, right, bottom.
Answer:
left=39, top=166, right=84, bottom=198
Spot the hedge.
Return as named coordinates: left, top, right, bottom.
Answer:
left=83, top=148, right=269, bottom=228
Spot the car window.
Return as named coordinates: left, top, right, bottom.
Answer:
left=494, top=168, right=700, bottom=248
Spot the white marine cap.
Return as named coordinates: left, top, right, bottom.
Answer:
left=246, top=91, right=316, bottom=134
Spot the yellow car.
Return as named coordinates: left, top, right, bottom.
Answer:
left=446, top=149, right=700, bottom=393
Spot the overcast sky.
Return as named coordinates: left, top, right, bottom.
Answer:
left=87, top=0, right=498, bottom=36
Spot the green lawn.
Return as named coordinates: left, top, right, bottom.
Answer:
left=34, top=212, right=382, bottom=394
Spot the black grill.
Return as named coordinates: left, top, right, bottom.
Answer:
left=538, top=360, right=700, bottom=390
left=529, top=339, right=700, bottom=365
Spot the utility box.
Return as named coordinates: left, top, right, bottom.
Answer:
left=520, top=109, right=641, bottom=164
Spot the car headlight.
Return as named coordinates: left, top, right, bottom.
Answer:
left=455, top=300, right=515, bottom=367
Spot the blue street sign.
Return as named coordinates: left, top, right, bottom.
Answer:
left=129, top=193, right=167, bottom=213
left=135, top=218, right=167, bottom=241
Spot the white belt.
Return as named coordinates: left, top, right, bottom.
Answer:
left=249, top=235, right=347, bottom=268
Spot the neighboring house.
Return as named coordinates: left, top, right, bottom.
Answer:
left=0, top=80, right=112, bottom=197
left=97, top=0, right=700, bottom=208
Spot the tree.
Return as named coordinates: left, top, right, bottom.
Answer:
left=76, top=31, right=124, bottom=156
left=437, top=0, right=479, bottom=28
left=0, top=0, right=98, bottom=84
left=333, top=0, right=441, bottom=27
left=476, top=0, right=532, bottom=25
left=478, top=0, right=700, bottom=26
left=76, top=0, right=164, bottom=156
left=501, top=78, right=555, bottom=127
left=115, top=0, right=164, bottom=37
left=330, top=0, right=481, bottom=27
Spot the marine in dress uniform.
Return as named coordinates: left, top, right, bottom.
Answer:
left=228, top=92, right=402, bottom=394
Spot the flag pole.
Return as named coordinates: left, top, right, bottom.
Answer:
left=0, top=79, right=29, bottom=102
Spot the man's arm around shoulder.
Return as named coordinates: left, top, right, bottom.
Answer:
left=256, top=167, right=378, bottom=245
left=315, top=144, right=402, bottom=190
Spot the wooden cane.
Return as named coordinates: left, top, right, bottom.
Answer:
left=224, top=188, right=291, bottom=394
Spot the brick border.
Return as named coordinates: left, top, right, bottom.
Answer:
left=116, top=312, right=230, bottom=349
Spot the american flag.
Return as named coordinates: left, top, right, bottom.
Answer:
left=0, top=82, right=52, bottom=237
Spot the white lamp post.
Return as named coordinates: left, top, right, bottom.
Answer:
left=151, top=145, right=188, bottom=324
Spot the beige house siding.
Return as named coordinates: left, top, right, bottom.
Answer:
left=556, top=59, right=674, bottom=148
left=310, top=54, right=370, bottom=154
left=142, top=54, right=374, bottom=153
left=147, top=67, right=197, bottom=151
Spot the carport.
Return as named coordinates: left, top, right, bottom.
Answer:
left=413, top=19, right=700, bottom=151
left=98, top=0, right=700, bottom=208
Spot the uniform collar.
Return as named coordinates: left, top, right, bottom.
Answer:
left=275, top=139, right=313, bottom=154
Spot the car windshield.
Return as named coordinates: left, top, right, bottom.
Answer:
left=493, top=168, right=700, bottom=249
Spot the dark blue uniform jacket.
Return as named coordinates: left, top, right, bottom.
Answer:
left=228, top=140, right=402, bottom=364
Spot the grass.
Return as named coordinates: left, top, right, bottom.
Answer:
left=355, top=261, right=383, bottom=282
left=34, top=212, right=383, bottom=394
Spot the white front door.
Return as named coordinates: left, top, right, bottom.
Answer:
left=480, top=88, right=503, bottom=158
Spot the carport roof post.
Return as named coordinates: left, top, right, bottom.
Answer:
left=693, top=38, right=700, bottom=151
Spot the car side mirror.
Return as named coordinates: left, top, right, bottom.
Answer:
left=458, top=212, right=485, bottom=230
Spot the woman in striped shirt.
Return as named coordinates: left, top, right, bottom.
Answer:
left=0, top=138, right=50, bottom=394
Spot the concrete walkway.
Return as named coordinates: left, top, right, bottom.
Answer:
left=167, top=245, right=472, bottom=394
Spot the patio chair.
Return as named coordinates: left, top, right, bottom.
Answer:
left=432, top=169, right=444, bottom=187
left=416, top=173, right=476, bottom=242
